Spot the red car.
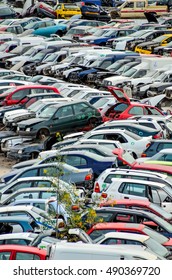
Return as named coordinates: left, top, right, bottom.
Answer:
left=100, top=199, right=172, bottom=224
left=0, top=245, right=46, bottom=260
left=113, top=148, right=172, bottom=176
left=87, top=222, right=172, bottom=250
left=102, top=87, right=164, bottom=121
left=0, top=85, right=60, bottom=106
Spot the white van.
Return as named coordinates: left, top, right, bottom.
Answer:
left=48, top=242, right=163, bottom=260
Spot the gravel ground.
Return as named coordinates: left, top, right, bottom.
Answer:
left=0, top=154, right=16, bottom=176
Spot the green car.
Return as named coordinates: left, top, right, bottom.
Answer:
left=17, top=100, right=102, bottom=140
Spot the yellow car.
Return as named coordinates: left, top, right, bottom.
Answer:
left=135, top=34, right=172, bottom=54
left=55, top=3, right=81, bottom=19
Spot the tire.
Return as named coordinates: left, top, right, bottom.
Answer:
left=88, top=117, right=98, bottom=129
left=132, top=152, right=138, bottom=159
left=30, top=152, right=39, bottom=159
left=37, top=128, right=50, bottom=141
left=56, top=30, right=63, bottom=37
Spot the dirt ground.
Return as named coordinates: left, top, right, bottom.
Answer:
left=0, top=154, right=16, bottom=176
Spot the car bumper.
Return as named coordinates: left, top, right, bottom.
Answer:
left=18, top=130, right=37, bottom=138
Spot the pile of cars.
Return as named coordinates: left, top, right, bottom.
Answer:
left=0, top=0, right=172, bottom=260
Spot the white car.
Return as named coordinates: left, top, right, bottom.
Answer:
left=92, top=178, right=172, bottom=213
left=95, top=232, right=170, bottom=259
left=0, top=232, right=59, bottom=250
left=78, top=129, right=151, bottom=158
left=93, top=168, right=172, bottom=194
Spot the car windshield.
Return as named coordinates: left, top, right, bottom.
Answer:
left=59, top=55, right=75, bottom=64
left=43, top=53, right=58, bottom=63
left=66, top=28, right=85, bottom=35
left=149, top=212, right=172, bottom=232
left=39, top=106, right=57, bottom=119
left=131, top=30, right=149, bottom=38
left=0, top=43, right=9, bottom=52
left=149, top=202, right=172, bottom=219
left=153, top=35, right=170, bottom=43
left=31, top=52, right=46, bottom=62
left=28, top=101, right=45, bottom=112
left=107, top=61, right=126, bottom=72
left=1, top=87, right=16, bottom=95
left=93, top=29, right=107, bottom=36
left=94, top=97, right=114, bottom=108
left=31, top=206, right=49, bottom=219
left=124, top=67, right=137, bottom=77
left=24, top=48, right=36, bottom=56
left=143, top=227, right=169, bottom=244
left=104, top=30, right=117, bottom=37
left=145, top=237, right=168, bottom=257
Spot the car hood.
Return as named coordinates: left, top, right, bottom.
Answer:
left=18, top=117, right=45, bottom=127
left=5, top=109, right=28, bottom=118
left=79, top=35, right=98, bottom=41
left=8, top=55, right=28, bottom=62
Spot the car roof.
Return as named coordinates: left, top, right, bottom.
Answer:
left=106, top=178, right=165, bottom=188
left=90, top=222, right=145, bottom=230
left=134, top=162, right=172, bottom=173
left=0, top=244, right=47, bottom=254
left=96, top=207, right=163, bottom=217
left=101, top=232, right=149, bottom=242
left=97, top=123, right=158, bottom=132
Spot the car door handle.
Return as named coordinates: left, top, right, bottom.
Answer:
left=124, top=197, right=129, bottom=199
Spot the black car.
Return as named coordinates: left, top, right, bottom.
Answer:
left=17, top=101, right=102, bottom=140
left=141, top=139, right=172, bottom=157
left=0, top=93, right=62, bottom=123
left=82, top=207, right=172, bottom=238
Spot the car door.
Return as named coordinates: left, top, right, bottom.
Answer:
left=50, top=105, right=75, bottom=134
left=7, top=89, right=30, bottom=105
left=117, top=182, right=149, bottom=201
left=72, top=102, right=96, bottom=128
left=151, top=186, right=172, bottom=213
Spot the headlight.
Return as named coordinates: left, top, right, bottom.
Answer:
left=18, top=149, right=22, bottom=154
left=0, top=113, right=2, bottom=116
left=26, top=128, right=31, bottom=132
left=107, top=81, right=112, bottom=86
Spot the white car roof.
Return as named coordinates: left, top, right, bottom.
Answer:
left=0, top=232, right=37, bottom=240
left=108, top=178, right=166, bottom=188
left=100, top=232, right=149, bottom=242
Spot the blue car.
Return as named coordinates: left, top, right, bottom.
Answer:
left=0, top=216, right=37, bottom=234
left=32, top=24, right=67, bottom=37
left=0, top=162, right=93, bottom=190
left=38, top=150, right=117, bottom=178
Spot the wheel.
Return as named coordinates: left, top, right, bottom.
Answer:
left=88, top=118, right=98, bottom=129
left=37, top=129, right=50, bottom=141
left=30, top=152, right=39, bottom=159
left=132, top=152, right=138, bottom=159
left=56, top=30, right=63, bottom=37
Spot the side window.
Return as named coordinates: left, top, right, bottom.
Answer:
left=36, top=181, right=52, bottom=188
left=105, top=134, right=127, bottom=143
left=7, top=181, right=33, bottom=193
left=65, top=155, right=87, bottom=166
left=41, top=191, right=56, bottom=199
left=6, top=239, right=30, bottom=245
left=0, top=252, right=11, bottom=260
left=15, top=252, right=40, bottom=260
left=12, top=192, right=39, bottom=200
left=119, top=183, right=146, bottom=197
left=115, top=213, right=135, bottom=222
left=128, top=106, right=144, bottom=115
left=136, top=1, right=145, bottom=7
left=39, top=167, right=57, bottom=177
left=157, top=143, right=172, bottom=152
left=73, top=103, right=92, bottom=114
left=33, top=203, right=45, bottom=210
left=125, top=2, right=134, bottom=8
left=54, top=105, right=74, bottom=118
left=20, top=169, right=38, bottom=178
left=89, top=134, right=104, bottom=140
left=100, top=60, right=111, bottom=69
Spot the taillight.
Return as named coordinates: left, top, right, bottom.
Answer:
left=146, top=142, right=151, bottom=147
left=85, top=174, right=93, bottom=181
left=141, top=153, right=147, bottom=157
left=101, top=193, right=107, bottom=198
left=94, top=182, right=100, bottom=193
left=153, top=132, right=163, bottom=139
